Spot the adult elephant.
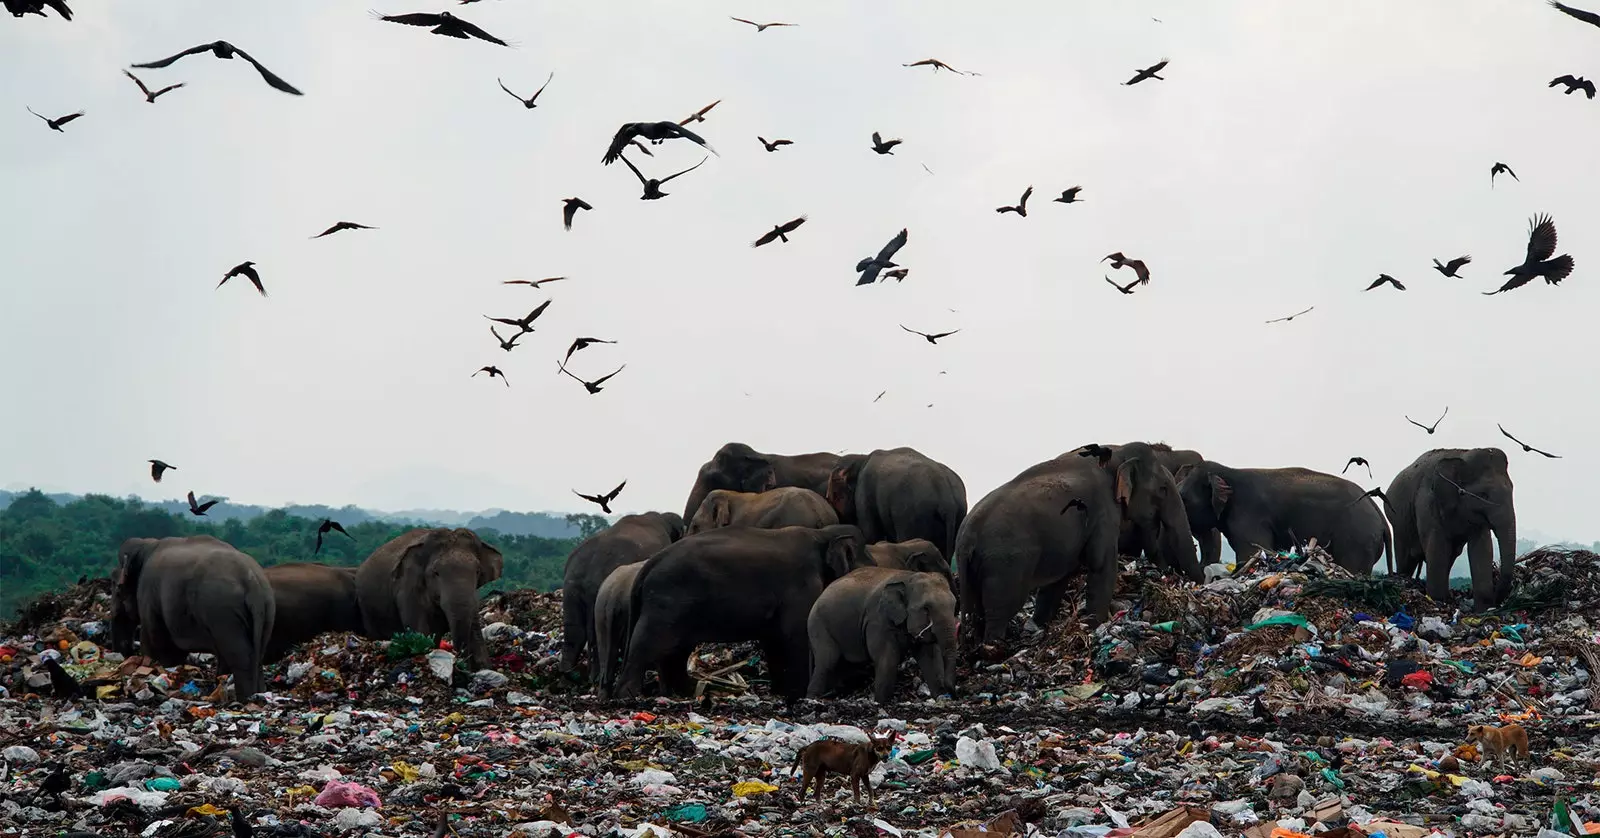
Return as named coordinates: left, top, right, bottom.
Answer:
left=825, top=447, right=967, bottom=558
left=356, top=528, right=503, bottom=670
left=262, top=563, right=364, bottom=665
left=591, top=561, right=645, bottom=698
left=615, top=524, right=869, bottom=701
left=1387, top=448, right=1516, bottom=607
left=865, top=539, right=954, bottom=595
left=682, top=442, right=843, bottom=522
left=109, top=536, right=276, bottom=700
left=686, top=487, right=837, bottom=535
left=1177, top=461, right=1391, bottom=576
left=807, top=566, right=958, bottom=702
left=1146, top=444, right=1224, bottom=568
left=954, top=442, right=1200, bottom=644
left=559, top=512, right=684, bottom=677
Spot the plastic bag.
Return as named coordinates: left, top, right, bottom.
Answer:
left=313, top=779, right=382, bottom=808
left=955, top=736, right=1002, bottom=772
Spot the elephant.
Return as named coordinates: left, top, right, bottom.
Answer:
left=109, top=536, right=276, bottom=700
left=686, top=487, right=838, bottom=535
left=261, top=563, right=364, bottom=665
left=807, top=566, right=959, bottom=702
left=591, top=561, right=645, bottom=697
left=1387, top=448, right=1516, bottom=607
left=355, top=528, right=503, bottom=670
left=559, top=511, right=684, bottom=677
left=865, top=539, right=954, bottom=595
left=1145, top=444, right=1224, bottom=568
left=824, top=447, right=967, bottom=558
left=1177, top=460, right=1392, bottom=576
left=954, top=442, right=1200, bottom=644
left=615, top=524, right=869, bottom=701
left=683, top=442, right=843, bottom=521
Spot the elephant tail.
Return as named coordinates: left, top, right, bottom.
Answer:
left=954, top=536, right=982, bottom=625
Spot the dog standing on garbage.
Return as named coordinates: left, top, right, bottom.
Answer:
left=792, top=732, right=896, bottom=806
left=1467, top=723, right=1529, bottom=766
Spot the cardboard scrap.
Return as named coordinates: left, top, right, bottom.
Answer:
left=1130, top=806, right=1212, bottom=838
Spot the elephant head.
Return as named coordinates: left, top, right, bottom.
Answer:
left=110, top=537, right=159, bottom=655
left=823, top=454, right=869, bottom=524
left=390, top=528, right=503, bottom=668
left=1108, top=444, right=1203, bottom=582
left=1433, top=448, right=1516, bottom=602
left=880, top=574, right=958, bottom=695
left=684, top=443, right=778, bottom=520
left=1177, top=461, right=1229, bottom=534
left=659, top=512, right=687, bottom=542
left=817, top=524, right=869, bottom=583
left=686, top=489, right=737, bottom=535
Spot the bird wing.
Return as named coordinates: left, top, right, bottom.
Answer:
left=524, top=299, right=552, bottom=323
left=779, top=216, right=807, bottom=233
left=1018, top=186, right=1033, bottom=206
left=124, top=70, right=153, bottom=97
left=1525, top=214, right=1558, bottom=263
left=591, top=365, right=626, bottom=386
left=1130, top=259, right=1150, bottom=284
left=619, top=152, right=648, bottom=184
left=573, top=490, right=602, bottom=504
left=131, top=42, right=217, bottom=69
left=228, top=44, right=304, bottom=95
left=872, top=131, right=883, bottom=146
left=730, top=16, right=759, bottom=26
left=498, top=77, right=522, bottom=101
left=535, top=276, right=568, bottom=286
left=1392, top=278, right=1407, bottom=290
left=1552, top=74, right=1579, bottom=86
left=56, top=112, right=85, bottom=125
left=931, top=330, right=960, bottom=340
left=1404, top=416, right=1429, bottom=430
left=660, top=156, right=708, bottom=184
left=484, top=316, right=523, bottom=327
left=313, top=224, right=339, bottom=238
left=1483, top=275, right=1534, bottom=295
left=1550, top=0, right=1600, bottom=27
left=453, top=17, right=510, bottom=46
left=1585, top=80, right=1598, bottom=98
left=27, top=107, right=48, bottom=123
left=563, top=202, right=578, bottom=229
left=752, top=228, right=781, bottom=247
left=900, top=325, right=927, bottom=337
left=532, top=71, right=554, bottom=100
left=606, top=480, right=627, bottom=500
left=1363, top=277, right=1384, bottom=291
left=329, top=521, right=350, bottom=536
left=377, top=12, right=446, bottom=26
left=773, top=139, right=793, bottom=146
left=670, top=122, right=717, bottom=154
left=491, top=325, right=507, bottom=343
left=187, top=490, right=199, bottom=507
left=878, top=228, right=909, bottom=261
left=1148, top=59, right=1170, bottom=73
left=556, top=361, right=584, bottom=382
left=1105, top=276, right=1121, bottom=291
left=903, top=59, right=932, bottom=68
left=603, top=123, right=642, bottom=164
left=1497, top=424, right=1524, bottom=447
left=1448, top=256, right=1471, bottom=271
left=196, top=500, right=219, bottom=513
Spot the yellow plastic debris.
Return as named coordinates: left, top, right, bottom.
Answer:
left=731, top=780, right=779, bottom=797
left=188, top=804, right=229, bottom=816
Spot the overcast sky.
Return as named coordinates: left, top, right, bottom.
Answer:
left=2, top=1, right=1595, bottom=540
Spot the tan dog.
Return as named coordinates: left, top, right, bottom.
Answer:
left=1467, top=723, right=1529, bottom=765
left=792, top=732, right=896, bottom=806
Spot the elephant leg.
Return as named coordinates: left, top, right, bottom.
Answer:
left=978, top=574, right=1027, bottom=646
left=808, top=638, right=841, bottom=698
left=1421, top=529, right=1456, bottom=601
left=1198, top=529, right=1222, bottom=568
left=779, top=630, right=811, bottom=701
left=560, top=597, right=588, bottom=674
left=913, top=643, right=948, bottom=696
left=1465, top=529, right=1496, bottom=610
left=1081, top=521, right=1120, bottom=626
left=616, top=615, right=667, bottom=698
left=867, top=636, right=903, bottom=703
left=1031, top=576, right=1074, bottom=631
left=658, top=647, right=694, bottom=696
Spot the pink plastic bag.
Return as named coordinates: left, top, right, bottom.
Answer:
left=314, top=779, right=382, bottom=809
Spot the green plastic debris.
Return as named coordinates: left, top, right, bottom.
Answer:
left=1244, top=614, right=1309, bottom=631
left=83, top=771, right=108, bottom=791
left=901, top=749, right=937, bottom=765
left=1552, top=797, right=1577, bottom=834
left=144, top=776, right=181, bottom=792
left=386, top=631, right=436, bottom=659
left=1321, top=767, right=1345, bottom=790
left=1152, top=621, right=1179, bottom=632
left=663, top=803, right=709, bottom=823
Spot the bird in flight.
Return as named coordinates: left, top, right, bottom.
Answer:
left=758, top=136, right=793, bottom=152
left=131, top=40, right=302, bottom=95
left=1060, top=498, right=1088, bottom=515
left=490, top=325, right=524, bottom=352
left=499, top=72, right=552, bottom=108
left=752, top=216, right=807, bottom=247
left=1435, top=472, right=1496, bottom=505
left=6, top=0, right=72, bottom=19
left=730, top=17, right=795, bottom=31
left=186, top=491, right=219, bottom=516
left=27, top=107, right=83, bottom=132
left=856, top=228, right=908, bottom=285
left=618, top=153, right=708, bottom=200
left=1105, top=275, right=1140, bottom=295
left=371, top=11, right=510, bottom=46
left=1486, top=213, right=1573, bottom=295
left=311, top=221, right=376, bottom=239
left=1549, top=74, right=1596, bottom=99
left=558, top=361, right=626, bottom=394
left=1431, top=255, right=1471, bottom=278
left=1363, top=274, right=1406, bottom=291
left=1498, top=425, right=1561, bottom=458
left=1342, top=457, right=1373, bottom=479
left=1103, top=252, right=1151, bottom=285
left=1123, top=59, right=1169, bottom=85
left=1550, top=0, right=1600, bottom=29
left=484, top=300, right=551, bottom=333
left=313, top=519, right=352, bottom=554
left=474, top=366, right=510, bottom=386
left=901, top=325, right=960, bottom=345
left=561, top=197, right=592, bottom=230
left=574, top=480, right=626, bottom=514
left=1490, top=162, right=1517, bottom=186
left=123, top=70, right=185, bottom=103
left=602, top=121, right=716, bottom=164
left=903, top=58, right=971, bottom=75
left=1265, top=306, right=1314, bottom=324
left=873, top=391, right=886, bottom=403
left=149, top=459, right=176, bottom=483
left=1405, top=406, right=1448, bottom=434
left=996, top=186, right=1034, bottom=217
left=870, top=131, right=902, bottom=155
left=679, top=100, right=721, bottom=125
left=218, top=261, right=266, bottom=296
left=504, top=276, right=567, bottom=289
left=564, top=337, right=616, bottom=364
left=1053, top=186, right=1085, bottom=204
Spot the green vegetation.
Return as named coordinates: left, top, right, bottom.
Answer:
left=0, top=488, right=583, bottom=620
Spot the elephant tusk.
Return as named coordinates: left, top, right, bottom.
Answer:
left=913, top=623, right=934, bottom=641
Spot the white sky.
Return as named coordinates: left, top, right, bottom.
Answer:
left=2, top=1, right=1595, bottom=540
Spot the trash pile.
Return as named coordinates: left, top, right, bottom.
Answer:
left=2, top=548, right=1599, bottom=838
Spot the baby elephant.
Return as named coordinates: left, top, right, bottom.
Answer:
left=685, top=487, right=838, bottom=535
left=792, top=732, right=896, bottom=806
left=807, top=566, right=958, bottom=702
left=865, top=538, right=954, bottom=595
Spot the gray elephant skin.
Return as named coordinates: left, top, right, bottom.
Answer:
left=807, top=566, right=958, bottom=702
left=683, top=442, right=842, bottom=521
left=261, top=563, right=364, bottom=665
left=865, top=538, right=954, bottom=594
left=110, top=536, right=276, bottom=700
left=356, top=528, right=504, bottom=670
left=1177, top=460, right=1391, bottom=575
left=955, top=442, right=1200, bottom=644
left=615, top=524, right=869, bottom=701
left=825, top=447, right=967, bottom=558
left=559, top=511, right=684, bottom=676
left=1143, top=444, right=1224, bottom=568
left=1387, top=448, right=1516, bottom=607
left=686, top=487, right=837, bottom=535
left=591, top=561, right=645, bottom=697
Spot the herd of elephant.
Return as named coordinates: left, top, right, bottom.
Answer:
left=105, top=440, right=1517, bottom=703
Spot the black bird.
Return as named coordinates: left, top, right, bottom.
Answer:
left=1490, top=162, right=1517, bottom=186
left=484, top=300, right=551, bottom=333
left=1364, top=274, right=1406, bottom=291
left=27, top=107, right=84, bottom=132
left=1123, top=59, right=1168, bottom=85
left=39, top=765, right=71, bottom=797
left=1060, top=497, right=1087, bottom=515
left=311, top=221, right=375, bottom=239
left=996, top=186, right=1033, bottom=217
left=371, top=11, right=510, bottom=46
left=499, top=72, right=552, bottom=108
left=42, top=657, right=80, bottom=699
left=1405, top=406, right=1448, bottom=434
left=1342, top=457, right=1373, bottom=479
left=1549, top=74, right=1597, bottom=98
left=1265, top=306, right=1314, bottom=323
left=573, top=480, right=626, bottom=514
left=618, top=153, right=708, bottom=200
left=187, top=491, right=219, bottom=516
left=1432, top=255, right=1471, bottom=277
left=1550, top=0, right=1600, bottom=29
left=679, top=100, right=721, bottom=125
left=602, top=121, right=715, bottom=164
left=473, top=366, right=510, bottom=386
left=230, top=807, right=253, bottom=838
left=1498, top=424, right=1561, bottom=458
left=561, top=197, right=592, bottom=230
left=752, top=216, right=807, bottom=247
left=758, top=136, right=793, bottom=152
left=730, top=16, right=795, bottom=31
left=1076, top=444, right=1115, bottom=464
left=218, top=261, right=266, bottom=296
left=557, top=361, right=625, bottom=394
left=1105, top=275, right=1140, bottom=295
left=1436, top=472, right=1496, bottom=505
left=1486, top=213, right=1574, bottom=294
left=504, top=276, right=567, bottom=289
left=131, top=41, right=302, bottom=95
left=1053, top=186, right=1085, bottom=204
left=901, top=325, right=959, bottom=344
left=856, top=228, right=908, bottom=285
left=1103, top=252, right=1151, bottom=285
left=123, top=70, right=185, bottom=103
left=903, top=58, right=970, bottom=75
left=490, top=325, right=523, bottom=352
left=5, top=0, right=72, bottom=19
left=563, top=336, right=616, bottom=363
left=149, top=459, right=175, bottom=482
left=870, top=131, right=902, bottom=154
left=313, top=519, right=351, bottom=554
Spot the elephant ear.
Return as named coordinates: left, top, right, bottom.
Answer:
left=907, top=547, right=947, bottom=576
left=878, top=580, right=909, bottom=627
left=823, top=532, right=858, bottom=581
left=1209, top=475, right=1233, bottom=519
left=663, top=513, right=687, bottom=541
left=467, top=530, right=505, bottom=586
left=1171, top=463, right=1196, bottom=484
left=116, top=540, right=152, bottom=588
left=712, top=496, right=733, bottom=528
left=825, top=467, right=852, bottom=517
left=1114, top=461, right=1136, bottom=509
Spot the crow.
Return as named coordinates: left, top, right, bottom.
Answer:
left=1436, top=472, right=1495, bottom=505
left=313, top=519, right=351, bottom=554
left=730, top=16, right=795, bottom=31
left=1490, top=161, right=1517, bottom=186
left=490, top=325, right=523, bottom=352
left=618, top=153, right=708, bottom=200
left=473, top=366, right=510, bottom=386
left=1486, top=213, right=1574, bottom=294
left=602, top=121, right=715, bottom=164
left=679, top=100, right=721, bottom=125
left=1550, top=0, right=1600, bottom=29
left=1342, top=457, right=1373, bottom=478
left=484, top=300, right=551, bottom=333
left=1106, top=275, right=1139, bottom=295
left=996, top=186, right=1033, bottom=217
left=574, top=480, right=626, bottom=513
left=856, top=228, right=908, bottom=285
left=1053, top=186, right=1085, bottom=204
left=131, top=41, right=302, bottom=95
left=27, top=107, right=83, bottom=132
left=123, top=70, right=185, bottom=103
left=149, top=459, right=176, bottom=482
left=1124, top=59, right=1168, bottom=85
left=5, top=0, right=72, bottom=19
left=558, top=361, right=625, bottom=394
left=758, top=136, right=793, bottom=152
left=1103, top=252, right=1151, bottom=285
left=1265, top=306, right=1314, bottom=323
left=370, top=11, right=510, bottom=46
left=39, top=764, right=71, bottom=797
left=561, top=197, right=592, bottom=230
left=1405, top=406, right=1448, bottom=434
left=1060, top=498, right=1088, bottom=515
left=499, top=72, right=552, bottom=108
left=752, top=216, right=807, bottom=247
left=311, top=221, right=375, bottom=238
left=1498, top=424, right=1561, bottom=458
left=218, top=261, right=266, bottom=296
left=503, top=276, right=567, bottom=289
left=230, top=807, right=254, bottom=838
left=903, top=58, right=970, bottom=74
left=564, top=337, right=616, bottom=364
left=1549, top=74, right=1597, bottom=98
left=1076, top=444, right=1115, bottom=464
left=42, top=657, right=81, bottom=699
left=901, top=325, right=960, bottom=344
left=1432, top=255, right=1471, bottom=277
left=870, top=131, right=902, bottom=154
left=187, top=491, right=219, bottom=516
left=1364, top=274, right=1405, bottom=291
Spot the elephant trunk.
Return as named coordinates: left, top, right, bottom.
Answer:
left=930, top=614, right=958, bottom=694
left=439, top=582, right=488, bottom=670
left=110, top=607, right=137, bottom=656
left=1491, top=508, right=1517, bottom=605
left=683, top=476, right=711, bottom=523
left=1157, top=494, right=1204, bottom=583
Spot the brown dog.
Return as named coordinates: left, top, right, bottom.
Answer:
left=1467, top=723, right=1529, bottom=765
left=792, top=732, right=896, bottom=806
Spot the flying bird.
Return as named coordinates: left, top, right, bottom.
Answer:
left=1486, top=213, right=1574, bottom=294
left=558, top=361, right=625, bottom=394
left=1103, top=252, right=1151, bottom=285
left=484, top=300, right=551, bottom=333
left=873, top=391, right=886, bottom=403
left=1053, top=186, right=1085, bottom=204
left=504, top=276, right=567, bottom=289
left=1498, top=424, right=1561, bottom=458
left=123, top=70, right=184, bottom=103
left=490, top=325, right=524, bottom=352
left=901, top=325, right=960, bottom=344
left=1549, top=74, right=1597, bottom=98
left=5, top=0, right=72, bottom=19
left=1550, top=0, right=1600, bottom=29
left=498, top=72, right=552, bottom=108
left=27, top=107, right=83, bottom=132
left=883, top=268, right=909, bottom=282
left=679, top=100, right=721, bottom=125
left=574, top=480, right=626, bottom=514
left=870, top=131, right=902, bottom=154
left=730, top=17, right=794, bottom=31
left=758, top=136, right=793, bottom=152
left=474, top=366, right=510, bottom=386
left=1432, top=255, right=1471, bottom=277
left=618, top=153, right=708, bottom=200
left=1405, top=406, right=1448, bottom=435
left=313, top=519, right=352, bottom=554
left=1105, top=275, right=1140, bottom=295
left=903, top=58, right=969, bottom=74
left=131, top=41, right=302, bottom=95
left=218, top=261, right=265, bottom=296
left=186, top=491, right=219, bottom=516
left=561, top=197, right=592, bottom=230
left=1265, top=306, right=1314, bottom=324
left=1490, top=162, right=1517, bottom=186
left=1123, top=59, right=1168, bottom=85
left=311, top=221, right=375, bottom=239
left=1060, top=498, right=1088, bottom=515
left=370, top=11, right=510, bottom=46
left=752, top=216, right=807, bottom=247
left=149, top=460, right=175, bottom=482
left=856, top=228, right=908, bottom=285
left=1363, top=274, right=1406, bottom=291
left=1342, top=457, right=1373, bottom=479
left=996, top=186, right=1034, bottom=217
left=602, top=121, right=716, bottom=164
left=1436, top=472, right=1495, bottom=505
left=564, top=337, right=616, bottom=364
